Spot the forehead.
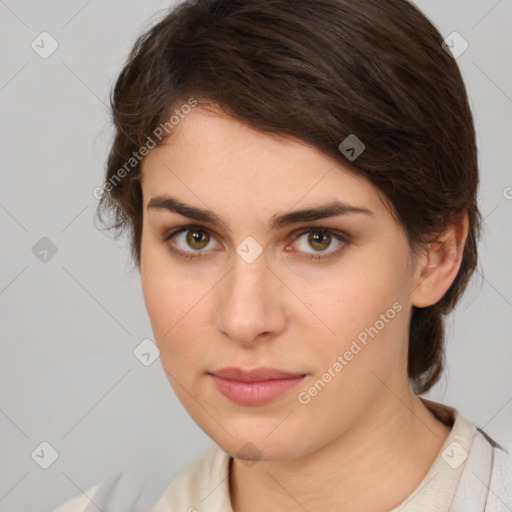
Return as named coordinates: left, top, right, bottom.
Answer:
left=140, top=106, right=383, bottom=214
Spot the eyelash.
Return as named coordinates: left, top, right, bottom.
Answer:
left=159, top=225, right=351, bottom=263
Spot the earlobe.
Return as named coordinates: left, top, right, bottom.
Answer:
left=410, top=210, right=469, bottom=308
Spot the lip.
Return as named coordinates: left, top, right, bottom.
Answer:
left=209, top=367, right=307, bottom=405
left=211, top=366, right=306, bottom=381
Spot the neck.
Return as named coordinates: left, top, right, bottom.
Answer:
left=229, top=391, right=451, bottom=512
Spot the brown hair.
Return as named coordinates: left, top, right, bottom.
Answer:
left=96, top=0, right=481, bottom=394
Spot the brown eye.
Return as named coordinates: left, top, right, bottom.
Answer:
left=290, top=227, right=349, bottom=262
left=308, top=230, right=332, bottom=251
left=185, top=228, right=210, bottom=250
left=161, top=226, right=219, bottom=257
left=162, top=225, right=349, bottom=263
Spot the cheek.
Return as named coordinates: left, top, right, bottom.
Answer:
left=142, top=273, right=199, bottom=346
left=140, top=245, right=202, bottom=362
left=297, top=252, right=410, bottom=369
left=293, top=272, right=409, bottom=434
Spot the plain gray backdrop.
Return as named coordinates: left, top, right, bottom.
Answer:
left=0, top=1, right=511, bottom=510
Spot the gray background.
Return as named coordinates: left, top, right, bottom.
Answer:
left=0, top=1, right=511, bottom=510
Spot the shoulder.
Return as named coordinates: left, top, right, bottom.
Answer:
left=486, top=432, right=512, bottom=510
left=152, top=444, right=232, bottom=512
left=46, top=481, right=102, bottom=512
left=451, top=426, right=512, bottom=510
left=46, top=447, right=229, bottom=512
left=47, top=464, right=178, bottom=512
left=420, top=399, right=512, bottom=510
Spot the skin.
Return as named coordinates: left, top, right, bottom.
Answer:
left=139, top=104, right=469, bottom=511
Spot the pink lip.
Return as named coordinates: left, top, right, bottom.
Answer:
left=209, top=367, right=307, bottom=405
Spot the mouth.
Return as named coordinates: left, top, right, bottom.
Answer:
left=208, top=367, right=307, bottom=406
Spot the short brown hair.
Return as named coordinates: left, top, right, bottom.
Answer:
left=97, top=0, right=482, bottom=394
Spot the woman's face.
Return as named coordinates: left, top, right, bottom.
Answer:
left=139, top=105, right=420, bottom=461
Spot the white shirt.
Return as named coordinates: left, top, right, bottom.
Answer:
left=48, top=398, right=512, bottom=512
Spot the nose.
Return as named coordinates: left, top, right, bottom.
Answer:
left=215, top=249, right=287, bottom=347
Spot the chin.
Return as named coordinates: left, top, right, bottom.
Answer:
left=222, top=437, right=304, bottom=463
left=205, top=415, right=313, bottom=462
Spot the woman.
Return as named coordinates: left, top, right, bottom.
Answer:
left=51, top=0, right=511, bottom=510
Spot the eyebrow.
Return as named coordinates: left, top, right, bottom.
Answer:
left=146, top=195, right=373, bottom=232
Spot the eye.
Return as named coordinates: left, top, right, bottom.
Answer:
left=160, top=225, right=350, bottom=262
left=160, top=225, right=220, bottom=260
left=288, top=227, right=349, bottom=262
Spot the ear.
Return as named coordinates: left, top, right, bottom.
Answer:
left=410, top=210, right=469, bottom=308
